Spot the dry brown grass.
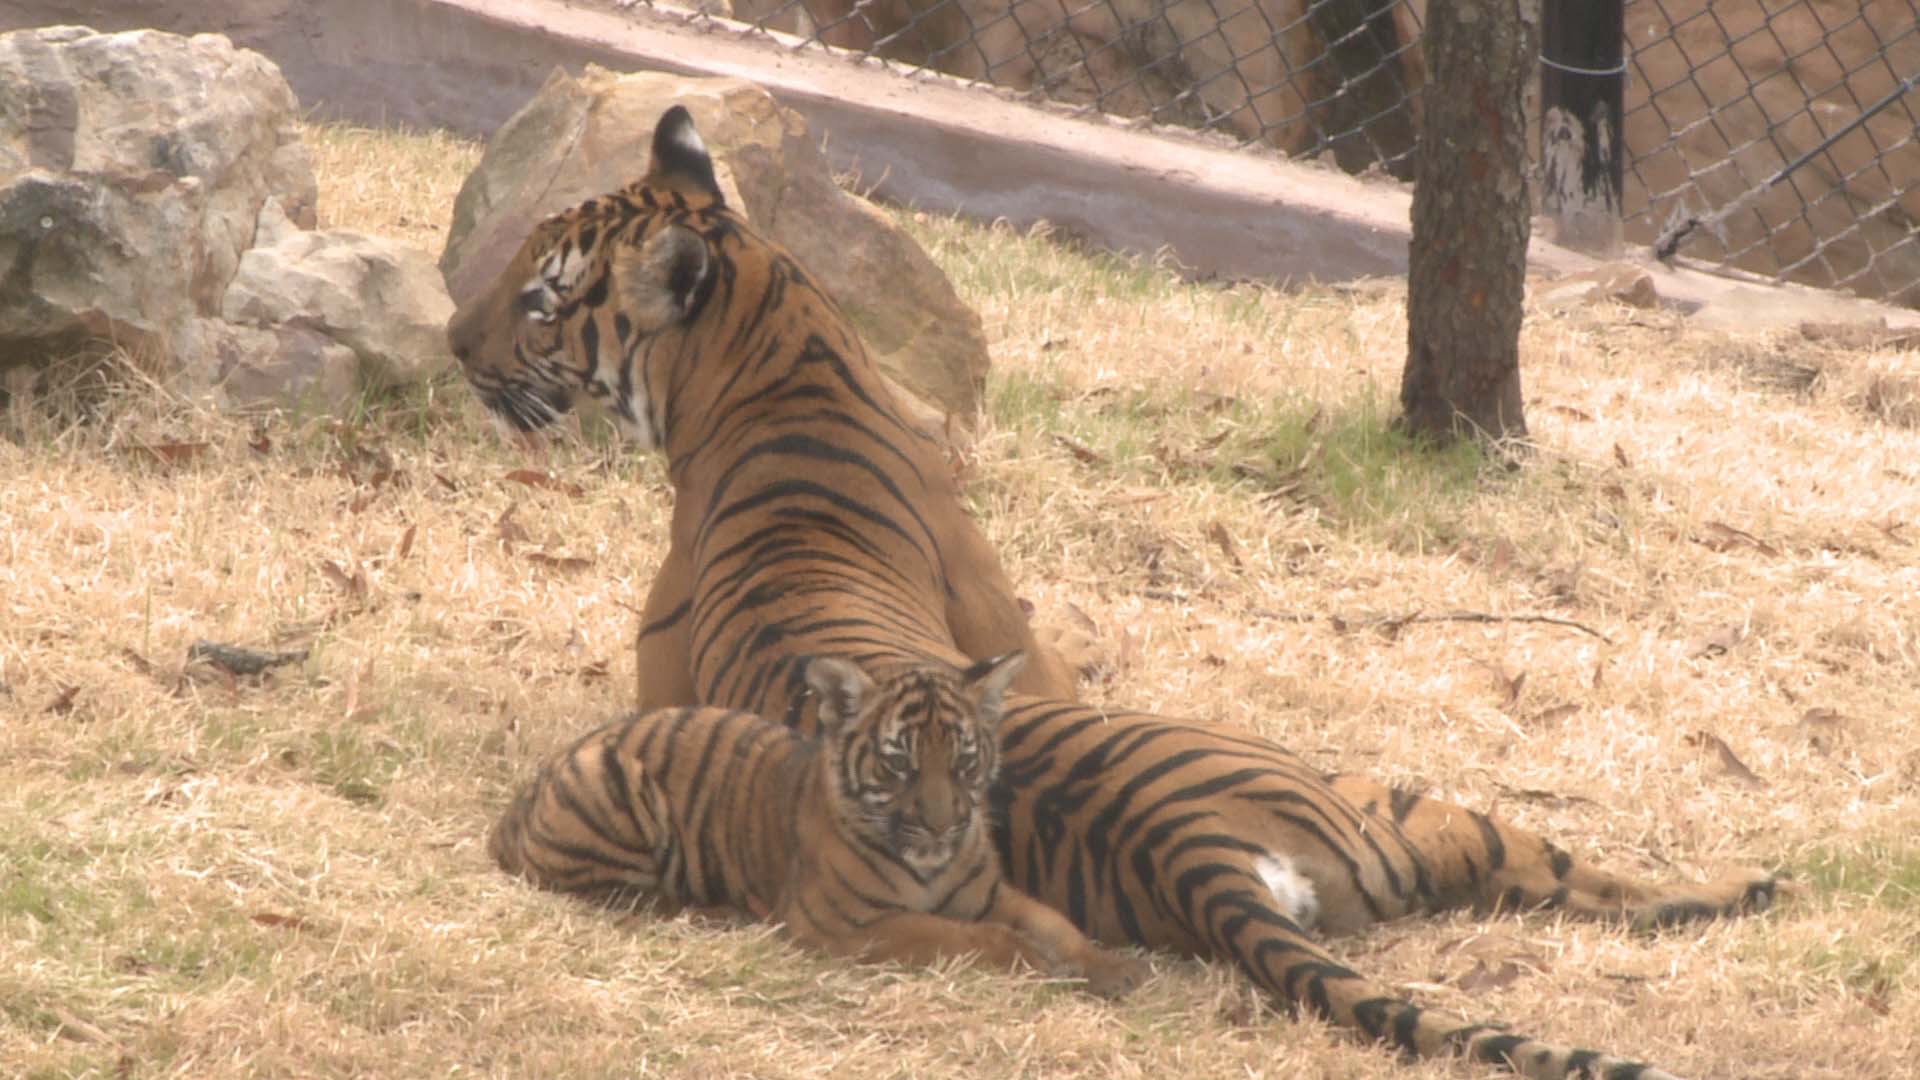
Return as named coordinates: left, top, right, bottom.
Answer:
left=3, top=121, right=1917, bottom=1080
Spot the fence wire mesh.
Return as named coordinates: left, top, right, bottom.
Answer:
left=632, top=0, right=1920, bottom=305
left=1627, top=0, right=1920, bottom=305
left=720, top=0, right=1429, bottom=177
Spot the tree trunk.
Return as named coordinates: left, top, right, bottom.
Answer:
left=1399, top=0, right=1538, bottom=445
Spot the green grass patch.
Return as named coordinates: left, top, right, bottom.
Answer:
left=1800, top=841, right=1920, bottom=910
left=987, top=368, right=1493, bottom=547
left=297, top=724, right=408, bottom=806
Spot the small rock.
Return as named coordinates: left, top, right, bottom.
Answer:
left=1537, top=263, right=1661, bottom=310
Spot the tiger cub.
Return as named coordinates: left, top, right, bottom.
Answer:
left=488, top=650, right=1146, bottom=997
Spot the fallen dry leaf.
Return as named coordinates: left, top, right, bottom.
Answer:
left=1498, top=785, right=1598, bottom=808
left=395, top=523, right=417, bottom=562
left=497, top=503, right=532, bottom=547
left=1533, top=702, right=1580, bottom=725
left=1697, top=521, right=1781, bottom=557
left=1544, top=403, right=1594, bottom=422
left=527, top=551, right=593, bottom=573
left=1454, top=959, right=1527, bottom=994
left=341, top=661, right=380, bottom=724
left=504, top=468, right=585, bottom=497
left=1473, top=659, right=1526, bottom=706
left=46, top=684, right=80, bottom=715
left=319, top=559, right=368, bottom=600
left=1207, top=520, right=1243, bottom=567
left=1857, top=974, right=1895, bottom=1017
left=127, top=440, right=210, bottom=467
left=1686, top=730, right=1765, bottom=788
left=1798, top=707, right=1853, bottom=755
left=1052, top=434, right=1105, bottom=467
left=1062, top=601, right=1098, bottom=635
left=1686, top=624, right=1744, bottom=660
left=250, top=911, right=313, bottom=932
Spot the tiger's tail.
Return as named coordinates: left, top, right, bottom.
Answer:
left=487, top=714, right=681, bottom=906
left=1186, top=850, right=1687, bottom=1080
left=1193, top=776, right=1777, bottom=1079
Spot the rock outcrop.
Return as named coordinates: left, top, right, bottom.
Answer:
left=1, top=24, right=454, bottom=411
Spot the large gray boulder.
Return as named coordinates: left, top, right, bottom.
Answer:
left=2, top=24, right=454, bottom=411
left=0, top=25, right=314, bottom=373
left=440, top=69, right=988, bottom=425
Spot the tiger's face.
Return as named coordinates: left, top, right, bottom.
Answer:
left=809, top=653, right=1026, bottom=876
left=445, top=105, right=728, bottom=450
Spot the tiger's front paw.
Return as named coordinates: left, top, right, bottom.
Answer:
left=1075, top=948, right=1150, bottom=1000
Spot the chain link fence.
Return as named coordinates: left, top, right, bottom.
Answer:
left=716, top=0, right=1429, bottom=177
left=1629, top=0, right=1920, bottom=306
left=632, top=0, right=1920, bottom=306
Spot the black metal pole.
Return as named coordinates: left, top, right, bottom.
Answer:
left=1539, top=0, right=1625, bottom=253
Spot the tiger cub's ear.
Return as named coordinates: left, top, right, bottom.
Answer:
left=806, top=657, right=875, bottom=734
left=612, top=225, right=711, bottom=333
left=646, top=105, right=723, bottom=202
left=960, top=650, right=1026, bottom=729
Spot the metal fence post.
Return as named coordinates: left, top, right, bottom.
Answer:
left=1538, top=0, right=1625, bottom=254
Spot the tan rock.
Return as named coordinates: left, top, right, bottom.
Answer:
left=223, top=200, right=455, bottom=392
left=1537, top=262, right=1661, bottom=309
left=440, top=69, right=988, bottom=424
left=184, top=318, right=361, bottom=413
left=0, top=25, right=315, bottom=375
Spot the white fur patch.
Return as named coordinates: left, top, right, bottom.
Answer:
left=541, top=247, right=589, bottom=291
left=612, top=399, right=658, bottom=451
left=1254, top=854, right=1320, bottom=931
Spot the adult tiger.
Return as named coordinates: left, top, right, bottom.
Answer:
left=490, top=650, right=1147, bottom=997
left=448, top=105, right=1779, bottom=1079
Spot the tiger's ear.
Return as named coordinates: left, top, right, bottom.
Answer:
left=645, top=105, right=723, bottom=203
left=960, top=650, right=1026, bottom=729
left=806, top=657, right=874, bottom=733
left=611, top=225, right=711, bottom=333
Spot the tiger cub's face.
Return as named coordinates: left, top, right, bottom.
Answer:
left=445, top=105, right=728, bottom=450
left=807, top=654, right=1025, bottom=877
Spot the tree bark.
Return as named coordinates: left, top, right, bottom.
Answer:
left=1399, top=0, right=1538, bottom=445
